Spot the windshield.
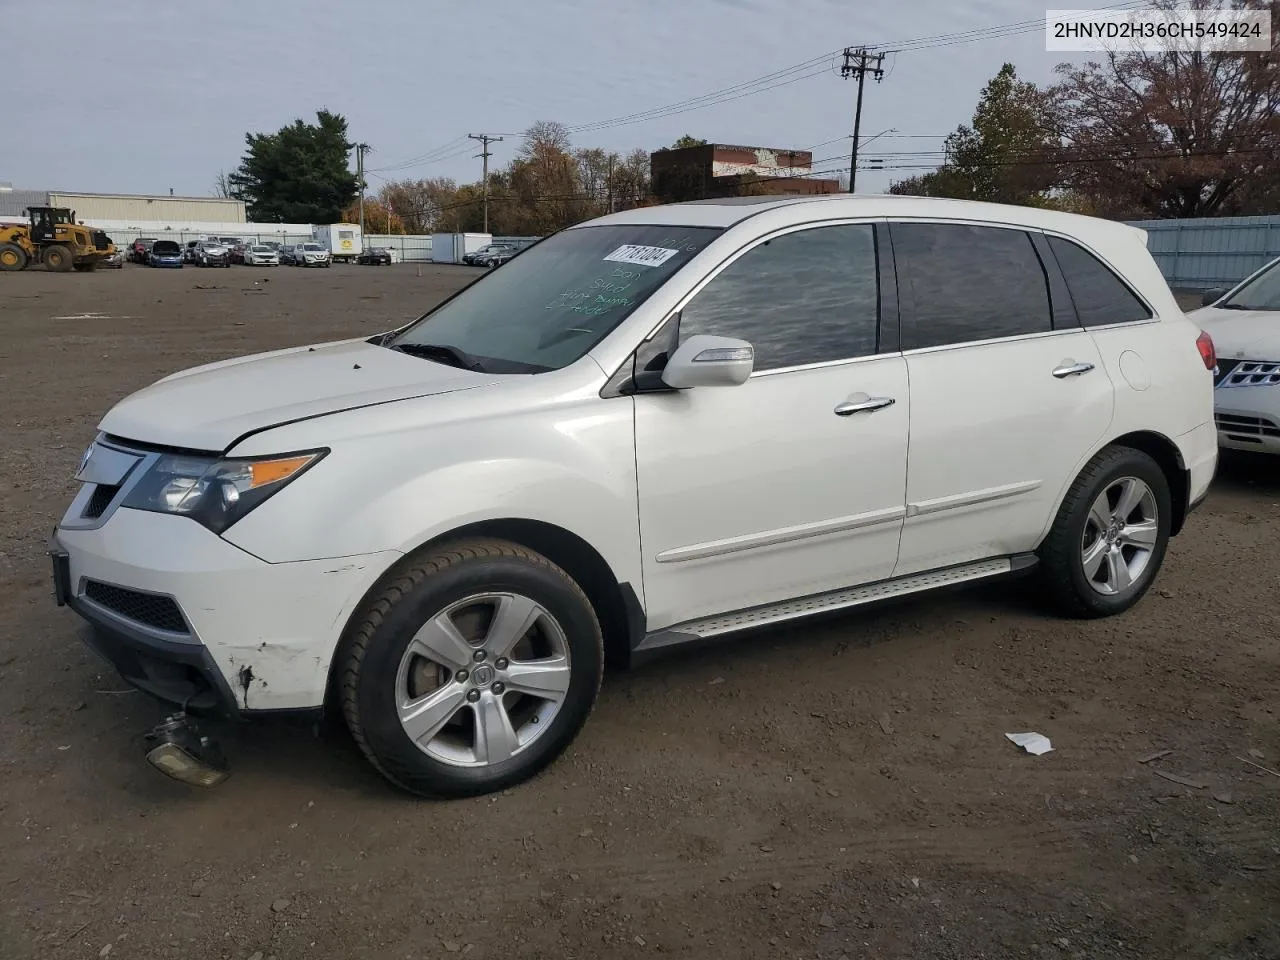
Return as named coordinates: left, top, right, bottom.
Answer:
left=389, top=224, right=723, bottom=373
left=251, top=245, right=272, bottom=253
left=303, top=243, right=324, bottom=251
left=1222, top=259, right=1280, bottom=311
left=153, top=243, right=180, bottom=255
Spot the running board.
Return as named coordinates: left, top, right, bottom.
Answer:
left=634, top=554, right=1037, bottom=653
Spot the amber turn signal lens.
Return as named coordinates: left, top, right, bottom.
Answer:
left=248, top=455, right=315, bottom=489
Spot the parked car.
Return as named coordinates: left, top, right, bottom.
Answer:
left=485, top=246, right=520, bottom=269
left=128, top=238, right=157, bottom=263
left=1190, top=254, right=1280, bottom=454
left=183, top=241, right=201, bottom=264
left=463, top=243, right=517, bottom=267
left=49, top=196, right=1217, bottom=799
left=218, top=237, right=245, bottom=252
left=293, top=241, right=331, bottom=268
left=101, top=248, right=125, bottom=269
left=278, top=244, right=298, bottom=266
left=228, top=242, right=252, bottom=265
left=147, top=239, right=183, bottom=268
left=243, top=243, right=279, bottom=266
left=194, top=241, right=231, bottom=267
left=357, top=246, right=392, bottom=266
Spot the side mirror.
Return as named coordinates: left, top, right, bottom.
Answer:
left=661, top=335, right=755, bottom=389
left=1202, top=287, right=1227, bottom=306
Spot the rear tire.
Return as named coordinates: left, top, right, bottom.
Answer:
left=43, top=245, right=73, bottom=272
left=339, top=539, right=604, bottom=799
left=1037, top=446, right=1171, bottom=618
left=0, top=243, right=28, bottom=271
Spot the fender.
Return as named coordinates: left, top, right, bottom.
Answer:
left=220, top=377, right=643, bottom=595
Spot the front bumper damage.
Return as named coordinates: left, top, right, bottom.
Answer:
left=49, top=507, right=398, bottom=718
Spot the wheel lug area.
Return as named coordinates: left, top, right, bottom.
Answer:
left=495, top=657, right=509, bottom=670
left=491, top=681, right=506, bottom=695
left=472, top=649, right=488, bottom=663
left=466, top=689, right=481, bottom=703
left=455, top=669, right=469, bottom=683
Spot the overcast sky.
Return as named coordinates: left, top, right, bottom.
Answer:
left=7, top=0, right=1092, bottom=199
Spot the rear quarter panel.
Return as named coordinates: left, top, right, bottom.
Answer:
left=1034, top=224, right=1214, bottom=543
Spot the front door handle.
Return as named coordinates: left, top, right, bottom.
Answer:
left=834, top=396, right=895, bottom=416
left=1052, top=361, right=1095, bottom=378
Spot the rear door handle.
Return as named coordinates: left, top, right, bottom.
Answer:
left=1051, top=361, right=1095, bottom=378
left=834, top=397, right=895, bottom=416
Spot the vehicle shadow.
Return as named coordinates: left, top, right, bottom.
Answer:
left=1210, top=449, right=1280, bottom=495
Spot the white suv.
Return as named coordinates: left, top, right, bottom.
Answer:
left=49, top=195, right=1218, bottom=798
left=1189, top=254, right=1280, bottom=453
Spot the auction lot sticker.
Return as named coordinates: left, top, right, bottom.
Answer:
left=603, top=245, right=679, bottom=268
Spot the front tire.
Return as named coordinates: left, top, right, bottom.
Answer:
left=339, top=539, right=604, bottom=799
left=43, top=245, right=73, bottom=272
left=1038, top=446, right=1171, bottom=618
left=0, top=242, right=28, bottom=271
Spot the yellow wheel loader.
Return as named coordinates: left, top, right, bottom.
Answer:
left=0, top=207, right=116, bottom=273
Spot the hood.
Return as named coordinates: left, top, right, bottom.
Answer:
left=1190, top=306, right=1280, bottom=360
left=99, top=338, right=498, bottom=451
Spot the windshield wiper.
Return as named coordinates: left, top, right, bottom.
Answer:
left=389, top=342, right=487, bottom=372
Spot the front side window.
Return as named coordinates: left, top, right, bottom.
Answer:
left=389, top=224, right=722, bottom=373
left=892, top=222, right=1052, bottom=350
left=677, top=223, right=880, bottom=372
left=1047, top=235, right=1152, bottom=325
left=1220, top=257, right=1280, bottom=312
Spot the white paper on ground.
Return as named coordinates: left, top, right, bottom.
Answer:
left=1006, top=732, right=1054, bottom=755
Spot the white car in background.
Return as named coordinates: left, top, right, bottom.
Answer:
left=294, top=242, right=331, bottom=268
left=243, top=244, right=279, bottom=267
left=1191, top=255, right=1280, bottom=453
left=49, top=195, right=1216, bottom=798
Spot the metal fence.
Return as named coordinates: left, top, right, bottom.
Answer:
left=1125, top=215, right=1280, bottom=290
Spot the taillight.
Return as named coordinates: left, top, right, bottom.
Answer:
left=1196, top=330, right=1217, bottom=371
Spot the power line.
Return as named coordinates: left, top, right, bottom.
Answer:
left=362, top=1, right=1151, bottom=177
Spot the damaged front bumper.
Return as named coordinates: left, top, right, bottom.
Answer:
left=49, top=509, right=399, bottom=716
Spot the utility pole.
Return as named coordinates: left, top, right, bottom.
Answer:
left=607, top=155, right=615, bottom=213
left=840, top=47, right=886, bottom=193
left=355, top=142, right=370, bottom=244
left=468, top=133, right=504, bottom=233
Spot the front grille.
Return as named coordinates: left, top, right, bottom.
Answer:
left=83, top=483, right=121, bottom=519
left=1215, top=412, right=1280, bottom=440
left=83, top=580, right=189, bottom=634
left=1217, top=360, right=1280, bottom=388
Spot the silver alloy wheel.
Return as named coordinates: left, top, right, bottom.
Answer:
left=394, top=592, right=572, bottom=767
left=1081, top=476, right=1159, bottom=596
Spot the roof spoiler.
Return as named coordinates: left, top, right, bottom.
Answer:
left=1126, top=223, right=1149, bottom=246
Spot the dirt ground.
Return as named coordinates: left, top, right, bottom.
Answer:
left=1, top=263, right=1278, bottom=960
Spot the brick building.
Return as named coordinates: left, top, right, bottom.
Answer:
left=650, top=144, right=842, bottom=203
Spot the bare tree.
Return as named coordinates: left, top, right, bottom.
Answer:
left=212, top=170, right=234, bottom=198
left=1051, top=0, right=1280, bottom=217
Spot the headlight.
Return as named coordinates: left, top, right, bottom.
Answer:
left=121, top=450, right=326, bottom=533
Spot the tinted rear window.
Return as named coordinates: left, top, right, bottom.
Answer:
left=1047, top=235, right=1153, bottom=326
